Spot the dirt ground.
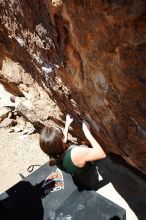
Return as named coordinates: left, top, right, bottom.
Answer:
left=0, top=84, right=48, bottom=192
left=0, top=127, right=48, bottom=193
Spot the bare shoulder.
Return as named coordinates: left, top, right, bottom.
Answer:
left=71, top=145, right=106, bottom=164
left=71, top=146, right=89, bottom=156
left=70, top=147, right=90, bottom=167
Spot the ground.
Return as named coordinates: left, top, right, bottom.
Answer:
left=0, top=84, right=48, bottom=192
left=0, top=127, right=48, bottom=193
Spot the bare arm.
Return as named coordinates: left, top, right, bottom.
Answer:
left=63, top=114, right=73, bottom=143
left=71, top=121, right=106, bottom=167
left=82, top=120, right=106, bottom=161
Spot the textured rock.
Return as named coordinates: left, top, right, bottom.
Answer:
left=0, top=118, right=15, bottom=128
left=0, top=0, right=69, bottom=129
left=48, top=0, right=146, bottom=173
left=0, top=107, right=12, bottom=122
left=0, top=0, right=146, bottom=173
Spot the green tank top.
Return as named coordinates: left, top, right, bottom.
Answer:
left=57, top=145, right=92, bottom=174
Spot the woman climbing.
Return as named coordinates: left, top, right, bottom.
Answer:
left=39, top=114, right=106, bottom=190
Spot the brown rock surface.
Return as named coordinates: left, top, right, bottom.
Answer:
left=0, top=0, right=146, bottom=173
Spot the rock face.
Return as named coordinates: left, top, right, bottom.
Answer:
left=0, top=0, right=74, bottom=130
left=0, top=0, right=146, bottom=174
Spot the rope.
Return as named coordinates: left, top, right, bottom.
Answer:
left=27, top=164, right=41, bottom=173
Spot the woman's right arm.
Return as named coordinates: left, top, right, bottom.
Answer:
left=82, top=121, right=106, bottom=161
